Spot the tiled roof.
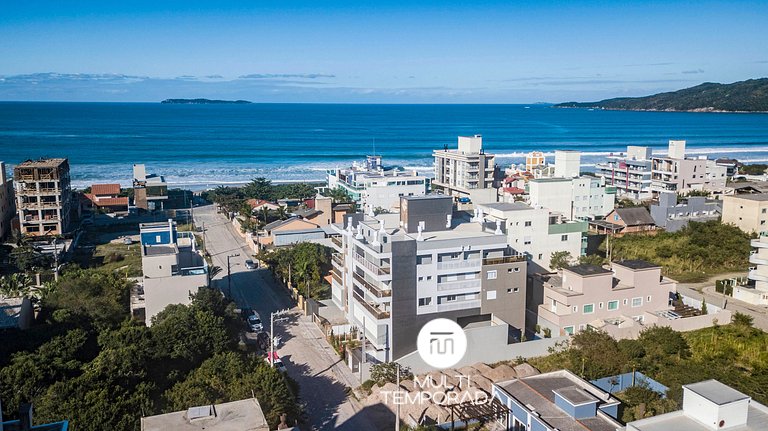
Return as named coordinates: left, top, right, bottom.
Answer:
left=503, top=187, right=525, bottom=194
left=91, top=183, right=121, bottom=196
left=93, top=197, right=129, bottom=207
left=615, top=207, right=655, bottom=226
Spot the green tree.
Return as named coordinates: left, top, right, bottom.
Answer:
left=45, top=269, right=131, bottom=329
left=370, top=362, right=413, bottom=386
left=0, top=273, right=33, bottom=297
left=732, top=312, right=754, bottom=327
left=324, top=186, right=353, bottom=203
left=568, top=329, right=629, bottom=379
left=578, top=254, right=606, bottom=266
left=549, top=251, right=573, bottom=270
left=243, top=177, right=274, bottom=201
left=10, top=245, right=52, bottom=272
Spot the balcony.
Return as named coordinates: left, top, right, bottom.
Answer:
left=750, top=254, right=768, bottom=266
left=331, top=268, right=343, bottom=284
left=482, top=255, right=526, bottom=265
left=353, top=272, right=391, bottom=297
left=436, top=278, right=481, bottom=291
left=436, top=259, right=482, bottom=271
left=748, top=270, right=768, bottom=283
left=354, top=253, right=391, bottom=275
left=332, top=252, right=345, bottom=267
left=751, top=239, right=768, bottom=249
left=331, top=236, right=343, bottom=248
left=436, top=299, right=481, bottom=313
left=353, top=292, right=390, bottom=319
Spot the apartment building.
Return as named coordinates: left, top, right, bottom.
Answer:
left=433, top=135, right=500, bottom=203
left=492, top=369, right=623, bottom=431
left=326, top=156, right=427, bottom=212
left=531, top=260, right=676, bottom=336
left=133, top=164, right=168, bottom=211
left=13, top=158, right=72, bottom=236
left=596, top=145, right=654, bottom=200
left=733, top=233, right=768, bottom=306
left=650, top=192, right=721, bottom=232
left=651, top=140, right=707, bottom=194
left=528, top=176, right=616, bottom=220
left=554, top=150, right=581, bottom=178
left=477, top=202, right=586, bottom=272
left=721, top=193, right=768, bottom=233
left=627, top=379, right=768, bottom=431
left=0, top=162, right=15, bottom=240
left=330, top=195, right=527, bottom=362
left=138, top=220, right=208, bottom=325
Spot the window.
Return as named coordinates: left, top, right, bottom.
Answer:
left=524, top=221, right=532, bottom=227
left=427, top=276, right=432, bottom=281
left=572, top=306, right=578, bottom=313
left=446, top=295, right=457, bottom=302
left=564, top=326, right=575, bottom=335
left=632, top=297, right=643, bottom=307
left=583, top=304, right=595, bottom=314
left=418, top=297, right=432, bottom=306
left=608, top=300, right=619, bottom=310
left=599, top=302, right=604, bottom=309
left=763, top=208, right=767, bottom=214
left=623, top=299, right=628, bottom=305
left=508, top=267, right=521, bottom=273
left=508, top=287, right=519, bottom=293
left=418, top=276, right=423, bottom=281
left=487, top=270, right=497, bottom=280
left=538, top=254, right=543, bottom=260
left=561, top=234, right=568, bottom=241
left=647, top=295, right=652, bottom=302
left=486, top=291, right=497, bottom=300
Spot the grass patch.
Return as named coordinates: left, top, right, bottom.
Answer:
left=72, top=225, right=142, bottom=276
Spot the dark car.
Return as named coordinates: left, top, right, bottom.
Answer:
left=244, top=259, right=258, bottom=270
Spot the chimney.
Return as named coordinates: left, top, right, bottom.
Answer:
left=18, top=403, right=33, bottom=431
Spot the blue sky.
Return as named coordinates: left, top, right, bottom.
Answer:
left=1, top=0, right=767, bottom=102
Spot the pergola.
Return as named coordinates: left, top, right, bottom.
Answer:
left=446, top=397, right=511, bottom=430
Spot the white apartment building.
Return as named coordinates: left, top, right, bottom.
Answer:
left=326, top=155, right=427, bottom=212
left=528, top=175, right=616, bottom=220
left=554, top=150, right=581, bottom=178
left=651, top=140, right=708, bottom=194
left=733, top=233, right=768, bottom=306
left=433, top=135, right=500, bottom=203
left=477, top=202, right=586, bottom=272
left=330, top=195, right=527, bottom=362
left=138, top=220, right=208, bottom=325
left=596, top=146, right=654, bottom=200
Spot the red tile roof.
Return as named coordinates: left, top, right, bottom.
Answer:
left=503, top=187, right=526, bottom=195
left=91, top=183, right=121, bottom=196
left=92, top=197, right=129, bottom=207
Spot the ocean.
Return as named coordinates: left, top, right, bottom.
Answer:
left=1, top=102, right=767, bottom=190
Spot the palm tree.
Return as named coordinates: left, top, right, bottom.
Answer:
left=276, top=205, right=289, bottom=221
left=259, top=206, right=271, bottom=226
left=326, top=187, right=352, bottom=204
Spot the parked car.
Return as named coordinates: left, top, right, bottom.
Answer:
left=247, top=313, right=263, bottom=332
left=244, top=259, right=258, bottom=270
left=241, top=308, right=256, bottom=319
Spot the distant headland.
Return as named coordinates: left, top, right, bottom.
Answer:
left=160, top=98, right=252, bottom=104
left=555, top=78, right=768, bottom=113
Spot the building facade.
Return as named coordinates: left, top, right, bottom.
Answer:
left=650, top=192, right=721, bottom=232
left=531, top=260, right=676, bottom=336
left=138, top=220, right=208, bottom=325
left=528, top=176, right=616, bottom=221
left=133, top=164, right=168, bottom=211
left=0, top=161, right=15, bottom=240
left=13, top=158, right=72, bottom=236
left=478, top=202, right=587, bottom=272
left=330, top=195, right=527, bottom=362
left=651, top=140, right=708, bottom=194
left=596, top=145, right=654, bottom=200
left=721, top=193, right=768, bottom=233
left=433, top=135, right=500, bottom=203
left=326, top=156, right=427, bottom=212
left=733, top=233, right=768, bottom=306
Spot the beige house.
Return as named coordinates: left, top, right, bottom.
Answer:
left=533, top=260, right=677, bottom=336
left=256, top=217, right=324, bottom=248
left=722, top=193, right=768, bottom=233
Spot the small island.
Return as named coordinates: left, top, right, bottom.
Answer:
left=160, top=98, right=252, bottom=104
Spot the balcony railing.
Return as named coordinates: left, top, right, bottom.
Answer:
left=354, top=253, right=391, bottom=275
left=436, top=259, right=482, bottom=271
left=332, top=253, right=344, bottom=267
left=331, top=268, right=343, bottom=284
left=353, top=292, right=390, bottom=319
left=436, top=299, right=481, bottom=313
left=436, top=278, right=481, bottom=291
left=354, top=272, right=391, bottom=298
left=482, top=255, right=527, bottom=265
left=331, top=236, right=343, bottom=248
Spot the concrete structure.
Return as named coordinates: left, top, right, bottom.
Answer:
left=554, top=150, right=581, bottom=178
left=492, top=369, right=623, bottom=431
left=133, top=164, right=168, bottom=211
left=531, top=260, right=677, bottom=336
left=1, top=402, right=69, bottom=430
left=256, top=217, right=325, bottom=249
left=0, top=161, right=15, bottom=240
left=626, top=379, right=768, bottom=431
left=330, top=195, right=527, bottom=362
left=326, top=155, right=427, bottom=212
left=141, top=398, right=269, bottom=431
left=525, top=151, right=546, bottom=172
left=433, top=135, right=500, bottom=203
left=722, top=194, right=768, bottom=233
left=139, top=220, right=208, bottom=325
left=528, top=176, right=616, bottom=220
left=84, top=183, right=129, bottom=215
left=650, top=192, right=722, bottom=232
left=0, top=296, right=34, bottom=330
left=591, top=207, right=656, bottom=235
left=651, top=140, right=707, bottom=195
left=13, top=158, right=72, bottom=236
left=478, top=202, right=586, bottom=272
left=706, top=159, right=728, bottom=190
left=733, top=233, right=768, bottom=305
left=596, top=146, right=654, bottom=200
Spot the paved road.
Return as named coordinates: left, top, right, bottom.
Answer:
left=677, top=272, right=768, bottom=331
left=194, top=204, right=375, bottom=430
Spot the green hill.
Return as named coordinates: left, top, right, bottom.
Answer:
left=555, top=78, right=768, bottom=112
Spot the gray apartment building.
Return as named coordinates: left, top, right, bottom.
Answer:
left=432, top=135, right=500, bottom=204
left=650, top=192, right=721, bottom=232
left=331, top=195, right=527, bottom=362
left=13, top=158, right=72, bottom=236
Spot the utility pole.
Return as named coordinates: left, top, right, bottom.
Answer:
left=227, top=253, right=240, bottom=296
left=270, top=309, right=289, bottom=367
left=395, top=363, right=401, bottom=431
left=201, top=221, right=206, bottom=255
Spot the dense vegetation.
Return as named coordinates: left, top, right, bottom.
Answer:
left=556, top=78, right=768, bottom=112
left=529, top=317, right=768, bottom=422
left=203, top=177, right=319, bottom=214
left=0, top=268, right=299, bottom=430
left=608, top=221, right=752, bottom=282
left=739, top=163, right=768, bottom=175
left=257, top=242, right=332, bottom=300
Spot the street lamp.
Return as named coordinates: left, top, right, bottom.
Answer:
left=226, top=253, right=240, bottom=297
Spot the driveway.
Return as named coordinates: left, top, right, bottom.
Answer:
left=194, top=204, right=376, bottom=430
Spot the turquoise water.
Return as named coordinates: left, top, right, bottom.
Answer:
left=1, top=102, right=767, bottom=189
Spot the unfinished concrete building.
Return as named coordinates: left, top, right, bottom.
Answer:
left=14, top=158, right=72, bottom=236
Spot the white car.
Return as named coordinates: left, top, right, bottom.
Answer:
left=247, top=313, right=263, bottom=332
left=244, top=259, right=258, bottom=270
